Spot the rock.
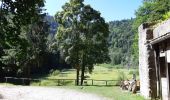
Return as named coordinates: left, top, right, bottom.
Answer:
left=128, top=80, right=136, bottom=92
left=120, top=80, right=129, bottom=90
left=132, top=83, right=137, bottom=94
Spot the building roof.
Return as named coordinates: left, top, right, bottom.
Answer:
left=149, top=32, right=170, bottom=45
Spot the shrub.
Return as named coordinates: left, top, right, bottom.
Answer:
left=117, top=71, right=127, bottom=81
left=99, top=63, right=113, bottom=68
left=114, top=64, right=123, bottom=69
left=116, top=71, right=127, bottom=85
left=129, top=70, right=134, bottom=75
left=128, top=70, right=139, bottom=75
left=50, top=70, right=60, bottom=76
left=163, top=12, right=170, bottom=20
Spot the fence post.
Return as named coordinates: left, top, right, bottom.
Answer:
left=5, top=77, right=7, bottom=86
left=75, top=79, right=76, bottom=86
left=62, top=79, right=64, bottom=85
left=92, top=80, right=93, bottom=86
left=106, top=81, right=107, bottom=86
left=57, top=79, right=60, bottom=86
left=22, top=79, right=25, bottom=85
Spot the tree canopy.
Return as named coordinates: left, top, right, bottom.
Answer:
left=108, top=19, right=136, bottom=67
left=132, top=0, right=170, bottom=65
left=55, top=0, right=109, bottom=85
left=0, top=0, right=57, bottom=78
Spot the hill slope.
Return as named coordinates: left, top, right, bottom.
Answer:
left=108, top=19, right=135, bottom=67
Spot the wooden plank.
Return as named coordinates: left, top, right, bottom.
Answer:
left=167, top=44, right=170, bottom=63
left=4, top=77, right=118, bottom=86
left=161, top=78, right=169, bottom=100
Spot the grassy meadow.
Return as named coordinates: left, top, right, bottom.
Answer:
left=61, top=86, right=144, bottom=100
left=30, top=64, right=143, bottom=100
left=3, top=64, right=144, bottom=100
left=31, top=64, right=139, bottom=86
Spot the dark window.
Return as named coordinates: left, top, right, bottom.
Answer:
left=160, top=57, right=166, bottom=77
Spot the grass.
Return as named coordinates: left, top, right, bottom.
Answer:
left=31, top=64, right=139, bottom=86
left=29, top=64, right=143, bottom=99
left=61, top=86, right=145, bottom=100
left=0, top=83, right=15, bottom=86
left=34, top=64, right=139, bottom=80
left=1, top=64, right=144, bottom=100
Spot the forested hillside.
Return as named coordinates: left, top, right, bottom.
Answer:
left=108, top=19, right=136, bottom=68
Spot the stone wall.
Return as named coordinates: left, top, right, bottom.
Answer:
left=138, top=23, right=157, bottom=99
left=139, top=25, right=150, bottom=98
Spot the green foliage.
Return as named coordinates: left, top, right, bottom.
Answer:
left=163, top=12, right=170, bottom=20
left=55, top=0, right=109, bottom=67
left=108, top=19, right=135, bottom=66
left=132, top=0, right=170, bottom=66
left=97, top=63, right=123, bottom=69
left=114, top=64, right=124, bottom=69
left=98, top=63, right=113, bottom=68
left=55, top=0, right=109, bottom=85
left=30, top=65, right=138, bottom=85
left=50, top=70, right=60, bottom=76
left=0, top=0, right=52, bottom=77
left=117, top=71, right=127, bottom=81
left=128, top=69, right=139, bottom=76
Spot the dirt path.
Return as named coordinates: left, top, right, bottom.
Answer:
left=0, top=85, right=109, bottom=100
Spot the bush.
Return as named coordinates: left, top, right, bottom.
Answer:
left=99, top=63, right=113, bottom=68
left=50, top=70, right=60, bottom=76
left=163, top=12, right=170, bottom=20
left=117, top=71, right=127, bottom=81
left=128, top=70, right=139, bottom=75
left=114, top=64, right=123, bottom=69
left=116, top=71, right=127, bottom=85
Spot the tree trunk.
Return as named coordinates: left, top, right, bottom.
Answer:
left=27, top=64, right=31, bottom=85
left=0, top=66, right=4, bottom=82
left=76, top=48, right=80, bottom=86
left=23, top=63, right=31, bottom=85
left=76, top=64, right=80, bottom=86
left=80, top=64, right=85, bottom=85
left=80, top=52, right=85, bottom=86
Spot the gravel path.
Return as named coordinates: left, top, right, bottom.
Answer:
left=0, top=85, right=109, bottom=100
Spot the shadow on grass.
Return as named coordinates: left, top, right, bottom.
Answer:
left=31, top=73, right=49, bottom=79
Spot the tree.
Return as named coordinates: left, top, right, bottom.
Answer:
left=108, top=19, right=135, bottom=67
left=132, top=0, right=170, bottom=65
left=23, top=19, right=49, bottom=76
left=0, top=0, right=46, bottom=78
left=55, top=0, right=109, bottom=85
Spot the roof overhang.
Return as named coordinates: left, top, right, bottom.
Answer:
left=149, top=32, right=170, bottom=45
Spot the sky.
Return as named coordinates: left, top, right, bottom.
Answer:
left=45, top=0, right=143, bottom=22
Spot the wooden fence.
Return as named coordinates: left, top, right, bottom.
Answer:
left=4, top=77, right=119, bottom=86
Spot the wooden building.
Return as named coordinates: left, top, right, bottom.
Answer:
left=139, top=19, right=170, bottom=100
